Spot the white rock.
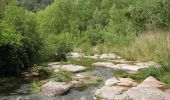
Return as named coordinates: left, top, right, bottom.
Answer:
left=100, top=54, right=118, bottom=59
left=92, top=62, right=117, bottom=69
left=51, top=64, right=86, bottom=73
left=116, top=64, right=143, bottom=72
left=68, top=52, right=83, bottom=58
left=48, top=62, right=60, bottom=66
left=105, top=77, right=137, bottom=87
left=62, top=65, right=86, bottom=72
left=42, top=81, right=72, bottom=96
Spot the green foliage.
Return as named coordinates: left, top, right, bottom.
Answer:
left=31, top=81, right=41, bottom=93
left=53, top=70, right=72, bottom=82
left=0, top=3, right=42, bottom=76
left=121, top=32, right=170, bottom=70
left=38, top=67, right=53, bottom=79
left=115, top=67, right=170, bottom=86
left=68, top=58, right=104, bottom=71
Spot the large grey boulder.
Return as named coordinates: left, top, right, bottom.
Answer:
left=42, top=81, right=72, bottom=96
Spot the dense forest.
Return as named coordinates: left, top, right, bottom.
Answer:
left=0, top=0, right=170, bottom=78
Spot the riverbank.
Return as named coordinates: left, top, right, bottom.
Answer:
left=0, top=53, right=170, bottom=100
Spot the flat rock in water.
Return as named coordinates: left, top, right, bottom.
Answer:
left=92, top=61, right=158, bottom=73
left=105, top=77, right=137, bottom=87
left=68, top=52, right=83, bottom=58
left=48, top=62, right=60, bottom=67
left=51, top=64, right=86, bottom=73
left=100, top=54, right=121, bottom=59
left=62, top=65, right=86, bottom=72
left=42, top=81, right=72, bottom=96
left=92, top=62, right=117, bottom=69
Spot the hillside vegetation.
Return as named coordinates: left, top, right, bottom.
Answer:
left=0, top=0, right=170, bottom=76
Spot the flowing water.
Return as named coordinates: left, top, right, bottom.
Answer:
left=0, top=66, right=115, bottom=100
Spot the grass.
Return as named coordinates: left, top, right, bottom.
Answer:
left=67, top=58, right=105, bottom=71
left=31, top=81, right=41, bottom=93
left=53, top=70, right=72, bottom=82
left=114, top=67, right=170, bottom=86
left=120, top=32, right=170, bottom=67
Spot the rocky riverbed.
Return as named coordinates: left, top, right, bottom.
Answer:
left=0, top=53, right=169, bottom=100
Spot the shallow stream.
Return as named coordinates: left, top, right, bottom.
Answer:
left=0, top=66, right=115, bottom=100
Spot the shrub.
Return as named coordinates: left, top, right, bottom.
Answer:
left=0, top=3, right=42, bottom=76
left=53, top=70, right=72, bottom=82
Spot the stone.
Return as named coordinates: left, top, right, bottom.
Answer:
left=92, top=62, right=143, bottom=72
left=118, top=87, right=166, bottom=100
left=51, top=64, right=86, bottom=73
left=62, top=65, right=86, bottom=72
left=42, top=81, right=72, bottom=96
left=94, top=86, right=127, bottom=100
left=73, top=74, right=99, bottom=85
left=118, top=78, right=137, bottom=87
left=100, top=54, right=118, bottom=59
left=105, top=77, right=137, bottom=87
left=92, top=62, right=117, bottom=69
left=137, top=76, right=166, bottom=89
left=68, top=52, right=83, bottom=58
left=105, top=77, right=120, bottom=86
left=112, top=59, right=136, bottom=64
left=94, top=76, right=169, bottom=100
left=48, top=62, right=60, bottom=67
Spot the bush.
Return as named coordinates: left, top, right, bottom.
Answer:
left=0, top=3, right=42, bottom=76
left=53, top=70, right=72, bottom=82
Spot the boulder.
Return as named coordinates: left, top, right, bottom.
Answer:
left=42, top=81, right=72, bottom=96
left=92, top=62, right=117, bottom=69
left=62, top=65, right=86, bottom=72
left=116, top=64, right=143, bottom=72
left=118, top=87, right=166, bottom=100
left=94, top=76, right=169, bottom=100
left=48, top=62, right=60, bottom=67
left=137, top=76, right=166, bottom=89
left=68, top=52, right=83, bottom=58
left=92, top=62, right=157, bottom=73
left=94, top=86, right=127, bottom=100
left=100, top=54, right=121, bottom=59
left=105, top=77, right=137, bottom=87
left=51, top=64, right=86, bottom=73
